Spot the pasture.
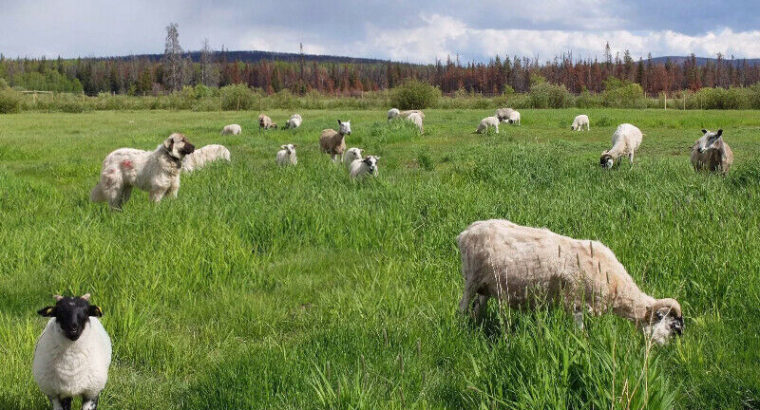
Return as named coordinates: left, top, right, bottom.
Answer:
left=1, top=108, right=759, bottom=409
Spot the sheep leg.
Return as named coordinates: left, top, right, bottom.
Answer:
left=458, top=283, right=478, bottom=315
left=628, top=152, right=635, bottom=166
left=82, top=395, right=99, bottom=410
left=50, top=397, right=71, bottom=410
left=573, top=310, right=585, bottom=330
left=473, top=294, right=489, bottom=319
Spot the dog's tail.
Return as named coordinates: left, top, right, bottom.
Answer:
left=90, top=182, right=106, bottom=202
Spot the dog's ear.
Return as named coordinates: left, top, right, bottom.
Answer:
left=38, top=306, right=56, bottom=317
left=88, top=305, right=103, bottom=317
left=163, top=137, right=174, bottom=150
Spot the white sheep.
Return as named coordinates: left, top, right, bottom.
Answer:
left=571, top=115, right=590, bottom=131
left=34, top=294, right=112, bottom=410
left=405, top=112, right=424, bottom=133
left=276, top=144, right=298, bottom=166
left=258, top=114, right=277, bottom=130
left=506, top=110, right=521, bottom=125
left=600, top=123, right=643, bottom=168
left=457, top=219, right=684, bottom=345
left=221, top=124, right=242, bottom=135
left=691, top=129, right=733, bottom=175
left=476, top=116, right=500, bottom=134
left=388, top=108, right=425, bottom=120
left=495, top=108, right=515, bottom=122
left=181, top=144, right=231, bottom=173
left=343, top=147, right=364, bottom=168
left=285, top=114, right=302, bottom=129
left=349, top=155, right=381, bottom=180
left=320, top=120, right=351, bottom=162
left=387, top=108, right=400, bottom=121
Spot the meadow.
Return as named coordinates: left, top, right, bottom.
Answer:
left=0, top=108, right=759, bottom=409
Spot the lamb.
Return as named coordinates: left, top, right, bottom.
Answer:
left=319, top=120, right=351, bottom=162
left=388, top=108, right=425, bottom=121
left=343, top=147, right=364, bottom=168
left=34, top=294, right=112, bottom=410
left=476, top=116, right=500, bottom=134
left=405, top=112, right=424, bottom=133
left=506, top=110, right=521, bottom=125
left=691, top=129, right=733, bottom=175
left=221, top=124, right=242, bottom=135
left=600, top=123, right=643, bottom=168
left=181, top=144, right=231, bottom=173
left=387, top=108, right=400, bottom=121
left=571, top=115, right=590, bottom=131
left=276, top=144, right=298, bottom=166
left=349, top=155, right=381, bottom=180
left=457, top=219, right=684, bottom=345
left=284, top=114, right=302, bottom=129
left=495, top=108, right=515, bottom=122
left=258, top=114, right=277, bottom=130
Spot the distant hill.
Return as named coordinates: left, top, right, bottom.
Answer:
left=649, top=56, right=760, bottom=67
left=103, top=50, right=395, bottom=65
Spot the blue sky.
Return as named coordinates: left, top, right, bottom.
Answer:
left=1, top=0, right=759, bottom=63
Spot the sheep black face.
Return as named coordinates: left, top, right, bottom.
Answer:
left=600, top=153, right=614, bottom=169
left=696, top=129, right=723, bottom=153
left=363, top=155, right=380, bottom=175
left=38, top=294, right=103, bottom=341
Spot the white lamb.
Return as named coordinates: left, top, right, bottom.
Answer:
left=476, top=116, right=500, bottom=134
left=343, top=147, right=364, bottom=168
left=181, top=144, right=231, bottom=173
left=457, top=219, right=684, bottom=345
left=405, top=112, right=424, bottom=133
left=506, top=110, right=521, bottom=125
left=571, top=115, right=590, bottom=131
left=387, top=108, right=400, bottom=121
left=221, top=124, right=242, bottom=135
left=349, top=155, right=381, bottom=180
left=34, top=294, right=112, bottom=410
left=285, top=114, right=302, bottom=129
left=495, top=108, right=515, bottom=122
left=276, top=144, right=298, bottom=166
left=600, top=123, right=643, bottom=168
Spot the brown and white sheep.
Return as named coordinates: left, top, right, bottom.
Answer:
left=457, top=219, right=684, bottom=345
left=258, top=114, right=277, bottom=130
left=319, top=120, right=352, bottom=162
left=691, top=129, right=733, bottom=175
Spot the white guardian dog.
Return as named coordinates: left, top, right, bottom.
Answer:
left=90, top=133, right=195, bottom=210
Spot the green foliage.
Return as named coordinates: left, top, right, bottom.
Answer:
left=391, top=79, right=440, bottom=109
left=0, top=88, right=21, bottom=113
left=529, top=82, right=573, bottom=108
left=602, top=77, right=645, bottom=108
left=219, top=84, right=258, bottom=111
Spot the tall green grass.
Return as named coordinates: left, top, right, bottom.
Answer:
left=0, top=109, right=759, bottom=408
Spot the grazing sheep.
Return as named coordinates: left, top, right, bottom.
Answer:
left=343, top=147, right=364, bottom=168
left=506, top=110, right=521, bottom=125
left=182, top=144, right=231, bottom=173
left=221, top=124, right=242, bottom=135
left=258, top=114, right=277, bottom=130
left=387, top=108, right=400, bottom=121
left=600, top=123, right=643, bottom=169
left=276, top=144, right=298, bottom=166
left=495, top=108, right=515, bottom=122
left=476, top=116, right=500, bottom=134
left=34, top=294, right=112, bottom=410
left=405, top=112, right=424, bottom=133
left=571, top=115, right=590, bottom=131
left=457, top=219, right=684, bottom=345
left=400, top=110, right=425, bottom=119
left=285, top=114, right=302, bottom=129
left=349, top=155, right=381, bottom=180
left=691, top=129, right=733, bottom=175
left=319, top=120, right=351, bottom=162
left=90, top=133, right=195, bottom=210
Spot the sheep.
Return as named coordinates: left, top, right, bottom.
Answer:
left=600, top=123, right=643, bottom=169
left=221, top=124, right=242, bottom=135
left=343, top=147, right=364, bottom=168
left=495, top=107, right=515, bottom=122
left=181, top=144, right=231, bottom=173
left=405, top=112, right=424, bottom=133
left=258, top=114, right=277, bottom=130
left=387, top=108, right=400, bottom=121
left=34, top=294, right=112, bottom=410
left=691, top=129, right=733, bottom=175
left=571, top=115, right=590, bottom=131
left=319, top=120, right=351, bottom=162
left=349, top=155, right=381, bottom=180
left=476, top=116, right=500, bottom=134
left=276, top=144, right=298, bottom=166
left=457, top=219, right=684, bottom=345
left=285, top=114, right=302, bottom=129
left=388, top=108, right=425, bottom=121
left=506, top=110, right=521, bottom=125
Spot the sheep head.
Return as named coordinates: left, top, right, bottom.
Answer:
left=643, top=298, right=683, bottom=345
left=600, top=151, right=615, bottom=169
left=38, top=294, right=103, bottom=341
left=696, top=129, right=724, bottom=153
left=338, top=120, right=352, bottom=135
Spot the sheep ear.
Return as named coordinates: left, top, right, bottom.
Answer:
left=280, top=145, right=287, bottom=149
left=80, top=293, right=91, bottom=301
left=716, top=129, right=723, bottom=137
left=337, top=120, right=342, bottom=125
left=701, top=129, right=707, bottom=134
left=376, top=156, right=381, bottom=161
left=88, top=305, right=103, bottom=317
left=293, top=144, right=297, bottom=148
left=53, top=294, right=64, bottom=302
left=38, top=306, right=56, bottom=317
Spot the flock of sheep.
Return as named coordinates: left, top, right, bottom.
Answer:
left=35, top=106, right=735, bottom=409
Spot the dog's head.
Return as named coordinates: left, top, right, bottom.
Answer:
left=38, top=294, right=103, bottom=341
left=163, top=133, right=195, bottom=159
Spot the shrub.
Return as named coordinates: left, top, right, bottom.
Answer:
left=391, top=79, right=440, bottom=109
left=0, top=88, right=22, bottom=113
left=602, top=77, right=645, bottom=108
left=529, top=82, right=572, bottom=108
left=220, top=84, right=257, bottom=111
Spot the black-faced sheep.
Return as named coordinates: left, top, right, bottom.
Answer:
left=600, top=123, right=643, bottom=168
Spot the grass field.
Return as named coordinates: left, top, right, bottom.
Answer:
left=1, top=108, right=759, bottom=409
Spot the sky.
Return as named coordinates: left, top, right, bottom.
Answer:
left=1, top=0, right=759, bottom=63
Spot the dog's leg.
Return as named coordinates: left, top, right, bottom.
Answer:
left=150, top=189, right=166, bottom=202
left=168, top=179, right=180, bottom=199
left=121, top=186, right=133, bottom=204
